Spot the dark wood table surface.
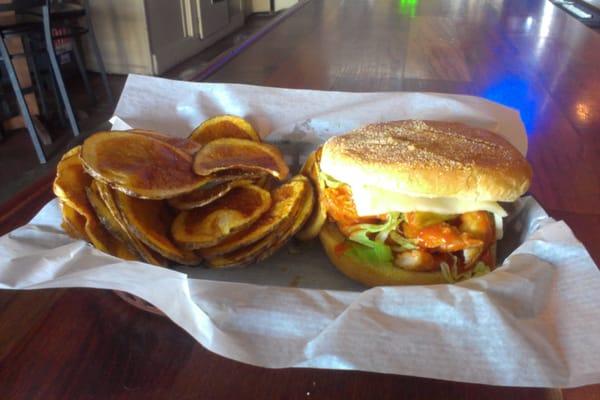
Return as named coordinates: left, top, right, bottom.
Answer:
left=1, top=0, right=600, bottom=398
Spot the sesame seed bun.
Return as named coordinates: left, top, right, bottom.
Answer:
left=320, top=120, right=532, bottom=202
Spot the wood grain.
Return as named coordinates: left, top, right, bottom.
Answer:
left=405, top=17, right=471, bottom=81
left=0, top=289, right=566, bottom=400
left=0, top=171, right=54, bottom=234
left=1, top=0, right=599, bottom=398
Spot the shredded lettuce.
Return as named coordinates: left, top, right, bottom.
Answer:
left=441, top=260, right=491, bottom=283
left=388, top=231, right=417, bottom=251
left=348, top=213, right=401, bottom=246
left=320, top=172, right=345, bottom=188
left=345, top=241, right=393, bottom=264
left=342, top=213, right=403, bottom=264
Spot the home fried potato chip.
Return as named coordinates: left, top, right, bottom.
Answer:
left=128, top=129, right=202, bottom=155
left=90, top=224, right=138, bottom=260
left=61, top=219, right=85, bottom=240
left=81, top=132, right=211, bottom=199
left=256, top=175, right=314, bottom=262
left=54, top=149, right=138, bottom=260
left=114, top=191, right=201, bottom=265
left=296, top=148, right=327, bottom=240
left=55, top=118, right=299, bottom=269
left=131, top=241, right=167, bottom=266
left=193, top=138, right=289, bottom=180
left=206, top=176, right=313, bottom=268
left=53, top=145, right=93, bottom=217
left=82, top=209, right=138, bottom=261
left=171, top=185, right=271, bottom=249
left=59, top=201, right=88, bottom=240
left=200, top=177, right=308, bottom=259
left=189, top=115, right=260, bottom=145
left=253, top=174, right=279, bottom=191
left=168, top=179, right=254, bottom=210
left=111, top=242, right=140, bottom=260
left=206, top=232, right=279, bottom=268
left=86, top=181, right=133, bottom=248
left=94, top=180, right=168, bottom=266
left=210, top=170, right=269, bottom=186
left=94, top=181, right=126, bottom=228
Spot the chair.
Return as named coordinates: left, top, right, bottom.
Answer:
left=25, top=0, right=113, bottom=105
left=0, top=13, right=50, bottom=163
left=0, top=0, right=81, bottom=163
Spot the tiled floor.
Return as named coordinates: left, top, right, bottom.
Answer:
left=0, top=12, right=278, bottom=208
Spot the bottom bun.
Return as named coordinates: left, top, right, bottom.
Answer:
left=319, top=222, right=447, bottom=286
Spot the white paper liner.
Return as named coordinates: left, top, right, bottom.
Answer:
left=1, top=75, right=599, bottom=388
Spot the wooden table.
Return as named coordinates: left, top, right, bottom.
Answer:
left=1, top=0, right=599, bottom=398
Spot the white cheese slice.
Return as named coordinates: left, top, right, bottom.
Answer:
left=494, top=213, right=504, bottom=240
left=349, top=184, right=508, bottom=218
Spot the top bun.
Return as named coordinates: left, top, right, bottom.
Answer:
left=320, top=120, right=532, bottom=202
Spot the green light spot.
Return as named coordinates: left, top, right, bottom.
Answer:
left=397, top=0, right=419, bottom=18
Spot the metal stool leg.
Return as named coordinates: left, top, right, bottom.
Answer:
left=83, top=0, right=112, bottom=104
left=0, top=33, right=46, bottom=164
left=0, top=78, right=11, bottom=117
left=22, top=35, right=49, bottom=118
left=0, top=69, right=9, bottom=141
left=43, top=4, right=79, bottom=137
left=47, top=71, right=66, bottom=126
left=71, top=29, right=96, bottom=104
left=26, top=33, right=65, bottom=125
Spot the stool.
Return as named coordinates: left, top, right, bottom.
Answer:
left=0, top=1, right=81, bottom=163
left=0, top=18, right=48, bottom=163
left=24, top=0, right=113, bottom=105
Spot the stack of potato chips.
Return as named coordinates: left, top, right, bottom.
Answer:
left=54, top=115, right=322, bottom=268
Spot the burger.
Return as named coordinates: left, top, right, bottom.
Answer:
left=317, top=120, right=532, bottom=286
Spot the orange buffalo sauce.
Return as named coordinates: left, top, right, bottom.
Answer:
left=334, top=242, right=350, bottom=256
left=412, top=223, right=483, bottom=252
left=322, top=185, right=385, bottom=234
left=403, top=211, right=494, bottom=253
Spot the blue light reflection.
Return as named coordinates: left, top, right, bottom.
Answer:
left=481, top=74, right=539, bottom=135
